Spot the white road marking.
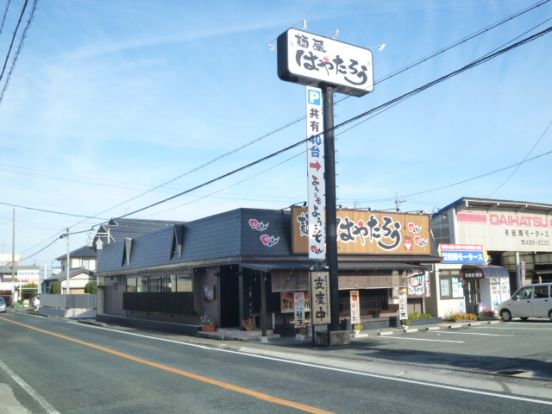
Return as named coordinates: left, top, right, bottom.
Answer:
left=11, top=314, right=552, bottom=407
left=431, top=331, right=513, bottom=337
left=375, top=336, right=464, bottom=343
left=473, top=326, right=552, bottom=331
left=0, top=359, right=60, bottom=414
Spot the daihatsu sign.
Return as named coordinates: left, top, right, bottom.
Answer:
left=277, top=28, right=374, bottom=97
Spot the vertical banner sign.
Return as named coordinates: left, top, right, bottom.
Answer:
left=398, top=287, right=408, bottom=320
left=294, top=291, right=305, bottom=327
left=310, top=271, right=331, bottom=325
left=350, top=290, right=361, bottom=324
left=305, top=86, right=326, bottom=260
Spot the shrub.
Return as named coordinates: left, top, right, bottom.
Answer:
left=84, top=281, right=97, bottom=294
left=50, top=282, right=61, bottom=294
left=445, top=312, right=477, bottom=321
left=408, top=312, right=433, bottom=321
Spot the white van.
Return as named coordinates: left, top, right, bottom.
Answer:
left=499, top=283, right=552, bottom=322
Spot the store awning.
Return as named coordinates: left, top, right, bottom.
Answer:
left=240, top=261, right=426, bottom=273
left=462, top=265, right=510, bottom=279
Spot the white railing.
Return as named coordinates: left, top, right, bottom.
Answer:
left=40, top=294, right=96, bottom=309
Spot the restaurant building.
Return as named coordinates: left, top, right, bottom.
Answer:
left=428, top=197, right=552, bottom=317
left=96, top=207, right=439, bottom=332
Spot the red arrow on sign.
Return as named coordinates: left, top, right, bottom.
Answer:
left=309, top=161, right=321, bottom=171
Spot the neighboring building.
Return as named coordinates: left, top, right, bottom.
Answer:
left=0, top=264, right=40, bottom=303
left=47, top=246, right=98, bottom=294
left=96, top=207, right=439, bottom=330
left=428, top=197, right=552, bottom=317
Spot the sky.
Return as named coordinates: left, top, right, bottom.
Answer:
left=0, top=0, right=551, bottom=267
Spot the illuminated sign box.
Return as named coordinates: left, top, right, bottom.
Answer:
left=277, top=28, right=374, bottom=97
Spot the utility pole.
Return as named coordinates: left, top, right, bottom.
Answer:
left=65, top=227, right=70, bottom=295
left=11, top=208, right=16, bottom=306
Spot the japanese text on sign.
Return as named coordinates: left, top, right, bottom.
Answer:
left=310, top=271, right=331, bottom=325
left=294, top=292, right=305, bottom=327
left=350, top=290, right=361, bottom=324
left=305, top=86, right=326, bottom=260
left=278, top=28, right=374, bottom=97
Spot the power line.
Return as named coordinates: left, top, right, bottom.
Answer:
left=0, top=0, right=12, bottom=35
left=81, top=0, right=550, bottom=220
left=397, top=149, right=552, bottom=202
left=487, top=116, right=552, bottom=197
left=19, top=12, right=552, bottom=260
left=115, top=25, right=552, bottom=220
left=0, top=201, right=107, bottom=220
left=0, top=0, right=27, bottom=83
left=0, top=0, right=38, bottom=105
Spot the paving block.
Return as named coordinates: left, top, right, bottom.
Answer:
left=426, top=326, right=440, bottom=331
left=378, top=330, right=394, bottom=336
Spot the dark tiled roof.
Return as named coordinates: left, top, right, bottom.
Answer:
left=101, top=218, right=183, bottom=243
left=56, top=245, right=97, bottom=261
left=97, top=208, right=293, bottom=273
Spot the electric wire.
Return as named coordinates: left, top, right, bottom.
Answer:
left=0, top=0, right=12, bottom=35
left=0, top=0, right=27, bottom=83
left=76, top=0, right=550, bottom=219
left=115, top=25, right=552, bottom=220
left=0, top=0, right=38, bottom=105
left=0, top=201, right=107, bottom=220
left=487, top=117, right=552, bottom=197
left=18, top=16, right=552, bottom=260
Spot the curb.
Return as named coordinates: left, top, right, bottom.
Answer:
left=426, top=326, right=440, bottom=331
left=377, top=330, right=394, bottom=336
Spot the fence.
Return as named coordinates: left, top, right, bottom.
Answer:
left=40, top=293, right=97, bottom=309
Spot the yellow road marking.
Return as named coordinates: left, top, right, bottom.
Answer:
left=0, top=316, right=333, bottom=414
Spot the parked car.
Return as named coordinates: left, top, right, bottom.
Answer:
left=499, top=283, right=552, bottom=321
left=0, top=297, right=6, bottom=313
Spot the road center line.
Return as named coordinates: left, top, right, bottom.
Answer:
left=0, top=317, right=331, bottom=414
left=6, top=315, right=552, bottom=408
left=0, top=359, right=60, bottom=414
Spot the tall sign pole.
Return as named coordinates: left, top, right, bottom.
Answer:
left=278, top=27, right=374, bottom=338
left=321, top=85, right=340, bottom=330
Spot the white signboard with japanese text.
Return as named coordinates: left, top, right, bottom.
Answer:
left=305, top=86, right=326, bottom=260
left=350, top=290, right=361, bottom=324
left=310, top=271, right=331, bottom=325
left=455, top=210, right=552, bottom=252
left=278, top=28, right=374, bottom=97
left=398, top=287, right=408, bottom=320
left=294, top=291, right=305, bottom=327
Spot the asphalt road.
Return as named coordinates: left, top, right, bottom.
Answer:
left=1, top=313, right=552, bottom=414
left=348, top=320, right=552, bottom=379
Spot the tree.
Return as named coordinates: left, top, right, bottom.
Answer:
left=50, top=281, right=61, bottom=294
left=84, top=281, right=97, bottom=294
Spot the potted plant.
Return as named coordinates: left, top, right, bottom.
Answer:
left=200, top=315, right=216, bottom=332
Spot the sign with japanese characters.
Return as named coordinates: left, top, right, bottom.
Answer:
left=294, top=291, right=305, bottom=327
left=455, top=209, right=552, bottom=252
left=350, top=290, right=361, bottom=324
left=407, top=272, right=426, bottom=296
left=280, top=291, right=311, bottom=313
left=310, top=271, right=331, bottom=325
left=292, top=208, right=431, bottom=255
left=439, top=244, right=486, bottom=265
left=398, top=287, right=408, bottom=320
left=277, top=28, right=374, bottom=97
left=305, top=86, right=326, bottom=260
